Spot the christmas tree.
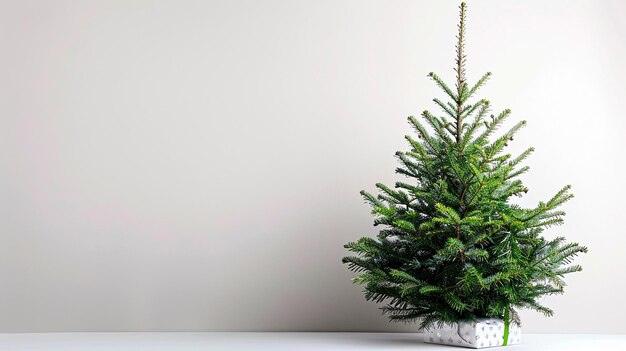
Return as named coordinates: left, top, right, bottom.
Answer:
left=342, top=2, right=586, bottom=342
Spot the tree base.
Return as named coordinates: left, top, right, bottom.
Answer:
left=423, top=318, right=521, bottom=348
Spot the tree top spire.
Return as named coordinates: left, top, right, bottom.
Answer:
left=455, top=2, right=467, bottom=97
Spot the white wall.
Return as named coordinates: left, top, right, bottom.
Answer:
left=1, top=0, right=625, bottom=333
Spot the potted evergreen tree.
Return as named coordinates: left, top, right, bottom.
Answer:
left=342, top=2, right=587, bottom=348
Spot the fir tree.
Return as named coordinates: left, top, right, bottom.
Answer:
left=342, top=2, right=587, bottom=341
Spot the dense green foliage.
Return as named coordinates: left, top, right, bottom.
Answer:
left=342, top=2, right=587, bottom=332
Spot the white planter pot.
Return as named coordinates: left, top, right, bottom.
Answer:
left=424, top=318, right=521, bottom=348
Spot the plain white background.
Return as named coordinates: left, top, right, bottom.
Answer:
left=1, top=0, right=625, bottom=334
